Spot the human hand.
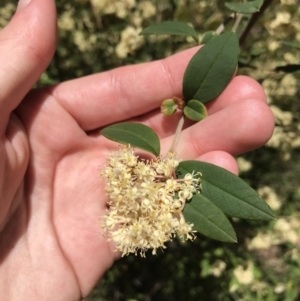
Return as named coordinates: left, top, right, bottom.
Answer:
left=0, top=0, right=274, bottom=300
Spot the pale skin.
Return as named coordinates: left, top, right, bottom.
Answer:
left=0, top=0, right=274, bottom=300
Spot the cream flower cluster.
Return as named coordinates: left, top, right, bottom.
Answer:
left=115, top=26, right=144, bottom=58
left=101, top=146, right=201, bottom=256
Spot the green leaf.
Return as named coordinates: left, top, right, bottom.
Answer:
left=183, top=99, right=208, bottom=121
left=101, top=122, right=160, bottom=156
left=182, top=31, right=239, bottom=104
left=201, top=31, right=216, bottom=44
left=225, top=0, right=263, bottom=14
left=161, top=99, right=178, bottom=116
left=183, top=194, right=237, bottom=243
left=281, top=40, right=300, bottom=50
left=140, top=21, right=199, bottom=43
left=177, top=161, right=275, bottom=221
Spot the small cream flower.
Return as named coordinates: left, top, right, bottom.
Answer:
left=101, top=146, right=201, bottom=256
left=212, top=260, right=227, bottom=277
left=115, top=26, right=144, bottom=58
left=233, top=262, right=254, bottom=285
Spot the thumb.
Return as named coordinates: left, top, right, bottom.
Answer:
left=0, top=0, right=57, bottom=130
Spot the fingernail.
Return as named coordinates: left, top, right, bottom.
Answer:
left=17, top=0, right=32, bottom=11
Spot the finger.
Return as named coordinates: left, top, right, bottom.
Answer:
left=206, top=75, right=267, bottom=113
left=48, top=48, right=265, bottom=133
left=0, top=0, right=57, bottom=131
left=47, top=47, right=199, bottom=130
left=197, top=151, right=239, bottom=175
left=161, top=98, right=274, bottom=158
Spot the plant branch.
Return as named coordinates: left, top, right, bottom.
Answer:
left=215, top=23, right=225, bottom=35
left=89, top=0, right=103, bottom=29
left=232, top=13, right=243, bottom=32
left=239, top=0, right=274, bottom=47
left=215, top=13, right=237, bottom=35
left=169, top=116, right=185, bottom=153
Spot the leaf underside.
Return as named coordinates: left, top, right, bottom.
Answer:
left=140, top=21, right=199, bottom=43
left=183, top=194, right=237, bottom=243
left=100, top=122, right=160, bottom=156
left=225, top=0, right=263, bottom=14
left=177, top=160, right=275, bottom=221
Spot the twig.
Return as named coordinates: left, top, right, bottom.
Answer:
left=169, top=116, right=185, bottom=153
left=215, top=13, right=237, bottom=35
left=239, top=0, right=274, bottom=46
left=89, top=0, right=103, bottom=29
left=232, top=13, right=243, bottom=32
left=215, top=23, right=225, bottom=35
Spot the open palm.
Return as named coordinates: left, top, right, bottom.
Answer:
left=0, top=1, right=274, bottom=300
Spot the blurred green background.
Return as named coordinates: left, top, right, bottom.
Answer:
left=1, top=0, right=300, bottom=300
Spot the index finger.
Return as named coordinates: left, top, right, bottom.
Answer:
left=46, top=48, right=199, bottom=131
